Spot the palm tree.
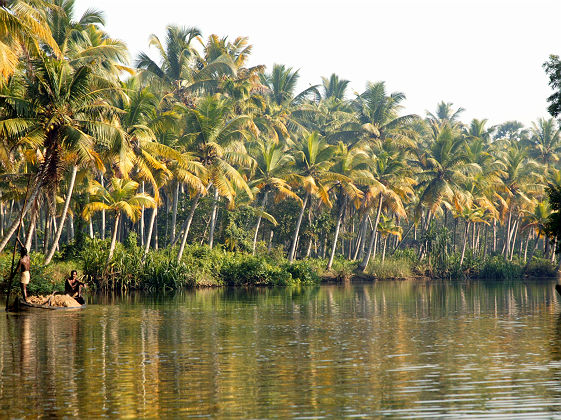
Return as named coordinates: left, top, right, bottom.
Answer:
left=288, top=132, right=337, bottom=263
left=358, top=143, right=413, bottom=270
left=83, top=177, right=155, bottom=261
left=175, top=94, right=252, bottom=261
left=0, top=0, right=61, bottom=84
left=248, top=138, right=301, bottom=254
left=0, top=56, right=118, bottom=253
left=527, top=118, right=561, bottom=169
left=326, top=142, right=368, bottom=270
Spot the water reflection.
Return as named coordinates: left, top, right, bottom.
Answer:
left=1, top=280, right=561, bottom=417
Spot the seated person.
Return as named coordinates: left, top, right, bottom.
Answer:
left=65, top=270, right=85, bottom=298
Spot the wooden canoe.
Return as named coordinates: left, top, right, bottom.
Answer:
left=12, top=296, right=86, bottom=311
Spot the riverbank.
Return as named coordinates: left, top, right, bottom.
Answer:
left=1, top=236, right=557, bottom=296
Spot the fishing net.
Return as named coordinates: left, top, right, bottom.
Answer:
left=26, top=295, right=81, bottom=307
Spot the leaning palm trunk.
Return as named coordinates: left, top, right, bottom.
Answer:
left=327, top=195, right=347, bottom=270
left=460, top=221, right=470, bottom=266
left=208, top=189, right=220, bottom=249
left=108, top=213, right=121, bottom=262
left=288, top=193, right=310, bottom=263
left=170, top=181, right=180, bottom=245
left=45, top=165, right=78, bottom=265
left=176, top=193, right=200, bottom=262
left=252, top=191, right=269, bottom=255
left=24, top=204, right=38, bottom=252
left=352, top=213, right=368, bottom=261
left=0, top=178, right=41, bottom=254
left=359, top=194, right=383, bottom=271
left=100, top=175, right=106, bottom=240
left=143, top=207, right=158, bottom=256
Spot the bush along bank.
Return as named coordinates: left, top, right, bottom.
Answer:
left=364, top=248, right=558, bottom=280
left=2, top=237, right=558, bottom=296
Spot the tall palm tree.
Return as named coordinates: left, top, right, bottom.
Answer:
left=83, top=177, right=155, bottom=261
left=326, top=142, right=368, bottom=270
left=176, top=94, right=252, bottom=261
left=0, top=0, right=61, bottom=84
left=288, top=132, right=337, bottom=262
left=248, top=138, right=301, bottom=254
left=0, top=56, right=118, bottom=253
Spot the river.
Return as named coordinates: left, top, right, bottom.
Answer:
left=1, top=280, right=561, bottom=418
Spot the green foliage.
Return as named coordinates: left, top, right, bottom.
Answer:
left=366, top=256, right=414, bottom=278
left=220, top=255, right=293, bottom=286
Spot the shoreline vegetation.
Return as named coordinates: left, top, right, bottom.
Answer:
left=1, top=2, right=561, bottom=297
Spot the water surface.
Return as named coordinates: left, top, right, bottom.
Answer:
left=1, top=280, right=561, bottom=418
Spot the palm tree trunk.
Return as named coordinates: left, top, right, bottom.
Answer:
left=144, top=207, right=158, bottom=256
left=352, top=213, right=367, bottom=260
left=24, top=204, right=38, bottom=252
left=0, top=178, right=41, bottom=254
left=267, top=230, right=274, bottom=252
left=327, top=195, right=347, bottom=270
left=359, top=194, right=383, bottom=271
left=140, top=181, right=145, bottom=247
left=176, top=193, right=200, bottom=262
left=108, top=213, right=120, bottom=262
left=289, top=193, right=310, bottom=263
left=252, top=192, right=269, bottom=255
left=170, top=181, right=180, bottom=245
left=492, top=219, right=497, bottom=253
left=509, top=219, right=519, bottom=261
left=101, top=174, right=106, bottom=240
left=524, top=234, right=540, bottom=271
left=460, top=221, right=470, bottom=266
left=523, top=231, right=531, bottom=263
left=45, top=165, right=77, bottom=264
left=208, top=188, right=220, bottom=249
left=382, top=236, right=388, bottom=262
left=503, top=212, right=510, bottom=257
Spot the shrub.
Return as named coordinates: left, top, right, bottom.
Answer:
left=366, top=256, right=413, bottom=278
left=220, top=255, right=293, bottom=286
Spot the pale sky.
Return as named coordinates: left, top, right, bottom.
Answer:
left=75, top=0, right=561, bottom=127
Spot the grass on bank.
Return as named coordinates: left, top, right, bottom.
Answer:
left=0, top=236, right=558, bottom=296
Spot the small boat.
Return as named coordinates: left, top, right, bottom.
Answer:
left=556, top=284, right=561, bottom=297
left=10, top=296, right=86, bottom=312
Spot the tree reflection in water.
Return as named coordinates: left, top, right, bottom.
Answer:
left=0, top=280, right=561, bottom=417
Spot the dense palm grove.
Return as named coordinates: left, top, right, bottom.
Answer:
left=1, top=1, right=560, bottom=290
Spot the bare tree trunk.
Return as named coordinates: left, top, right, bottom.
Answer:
left=144, top=207, right=158, bottom=256
left=492, top=219, right=497, bottom=253
left=509, top=219, right=519, bottom=261
left=523, top=231, right=531, bottom=263
left=359, top=194, right=383, bottom=271
left=170, top=181, right=180, bottom=245
left=267, top=230, right=274, bottom=252
left=176, top=194, right=200, bottom=262
left=460, top=221, right=470, bottom=266
left=24, top=204, right=38, bottom=252
left=0, top=179, right=41, bottom=254
left=208, top=188, right=220, bottom=249
left=108, top=213, right=120, bottom=262
left=252, top=192, right=269, bottom=255
left=45, top=165, right=77, bottom=264
left=101, top=174, right=106, bottom=240
left=140, top=181, right=144, bottom=247
left=289, top=193, right=310, bottom=263
left=382, top=236, right=388, bottom=262
left=327, top=195, right=347, bottom=270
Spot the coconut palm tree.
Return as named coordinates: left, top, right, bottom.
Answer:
left=83, top=177, right=155, bottom=261
left=247, top=138, right=301, bottom=254
left=175, top=94, right=252, bottom=260
left=0, top=0, right=61, bottom=84
left=288, top=131, right=338, bottom=262
left=0, top=56, right=119, bottom=253
left=326, top=142, right=369, bottom=270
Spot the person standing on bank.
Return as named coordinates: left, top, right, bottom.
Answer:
left=17, top=246, right=30, bottom=302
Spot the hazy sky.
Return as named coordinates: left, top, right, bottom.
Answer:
left=74, top=0, right=560, bottom=126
